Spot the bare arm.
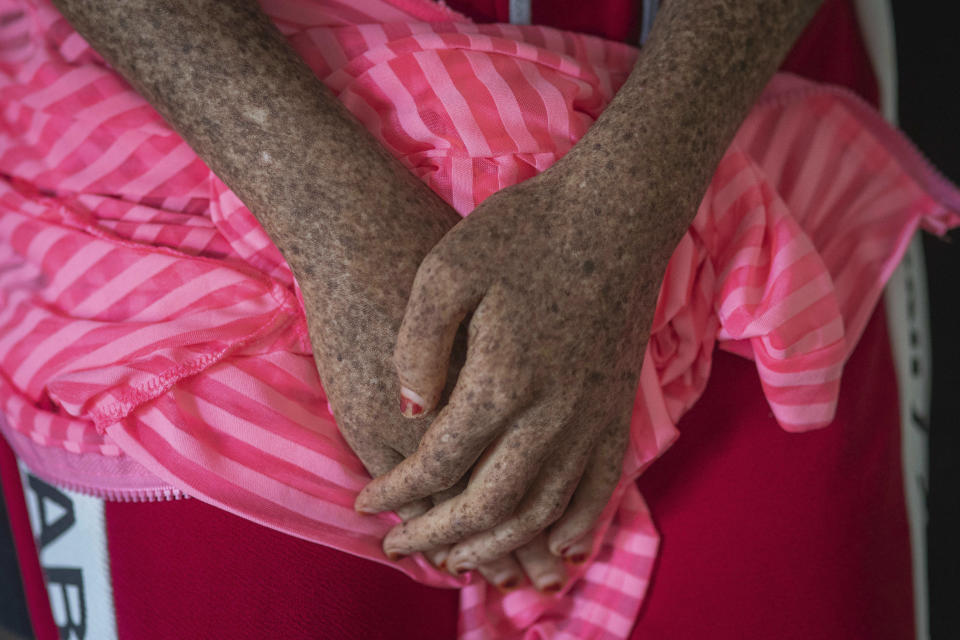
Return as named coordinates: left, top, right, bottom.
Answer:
left=560, top=0, right=825, bottom=254
left=49, top=0, right=459, bottom=296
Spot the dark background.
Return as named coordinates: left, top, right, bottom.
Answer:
left=2, top=3, right=958, bottom=639
left=892, top=1, right=960, bottom=638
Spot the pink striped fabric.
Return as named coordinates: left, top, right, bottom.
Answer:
left=2, top=0, right=959, bottom=637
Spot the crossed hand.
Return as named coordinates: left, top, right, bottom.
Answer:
left=306, top=153, right=661, bottom=593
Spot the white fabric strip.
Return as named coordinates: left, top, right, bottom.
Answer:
left=884, top=235, right=932, bottom=640
left=509, top=0, right=531, bottom=25
left=857, top=1, right=930, bottom=638
left=640, top=0, right=660, bottom=45
left=18, top=461, right=119, bottom=640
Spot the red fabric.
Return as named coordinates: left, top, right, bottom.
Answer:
left=631, top=310, right=916, bottom=639
left=529, top=0, right=640, bottom=43
left=442, top=0, right=874, bottom=71
left=444, top=0, right=640, bottom=42
left=781, top=0, right=880, bottom=105
left=443, top=0, right=507, bottom=24
left=104, top=497, right=460, bottom=640
left=0, top=436, right=60, bottom=640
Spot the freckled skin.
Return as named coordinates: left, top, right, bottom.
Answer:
left=52, top=0, right=822, bottom=585
left=356, top=0, right=824, bottom=568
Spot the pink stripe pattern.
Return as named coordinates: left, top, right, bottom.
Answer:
left=2, top=0, right=959, bottom=638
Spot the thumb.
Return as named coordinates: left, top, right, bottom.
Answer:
left=395, top=251, right=479, bottom=417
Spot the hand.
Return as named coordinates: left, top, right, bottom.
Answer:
left=355, top=158, right=674, bottom=572
left=298, top=156, right=571, bottom=590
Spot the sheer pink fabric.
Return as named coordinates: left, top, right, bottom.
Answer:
left=1, top=0, right=958, bottom=637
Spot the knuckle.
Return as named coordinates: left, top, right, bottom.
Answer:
left=418, top=246, right=453, bottom=279
left=463, top=367, right=531, bottom=416
left=415, top=252, right=467, bottom=305
left=541, top=392, right=580, bottom=421
left=573, top=498, right=607, bottom=529
left=491, top=370, right=532, bottom=410
left=417, top=452, right=462, bottom=493
left=593, top=458, right=623, bottom=495
left=468, top=491, right=516, bottom=530
left=470, top=509, right=502, bottom=531
left=527, top=497, right=567, bottom=530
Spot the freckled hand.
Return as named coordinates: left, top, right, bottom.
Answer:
left=355, top=167, right=664, bottom=571
left=354, top=0, right=825, bottom=572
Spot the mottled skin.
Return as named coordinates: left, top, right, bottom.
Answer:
left=51, top=0, right=821, bottom=591
left=355, top=0, right=824, bottom=573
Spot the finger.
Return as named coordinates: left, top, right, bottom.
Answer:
left=444, top=438, right=591, bottom=570
left=385, top=492, right=456, bottom=567
left=354, top=398, right=506, bottom=513
left=350, top=445, right=445, bottom=563
left=430, top=476, right=468, bottom=505
left=395, top=249, right=483, bottom=416
left=548, top=422, right=629, bottom=557
left=476, top=554, right=525, bottom=594
left=553, top=529, right=595, bottom=565
left=358, top=447, right=434, bottom=520
left=395, top=481, right=470, bottom=568
left=355, top=354, right=521, bottom=514
left=341, top=412, right=457, bottom=569
left=420, top=478, right=469, bottom=571
left=357, top=450, right=435, bottom=561
left=513, top=534, right=567, bottom=594
left=379, top=415, right=554, bottom=556
left=388, top=498, right=441, bottom=562
left=393, top=499, right=431, bottom=522
left=424, top=546, right=450, bottom=570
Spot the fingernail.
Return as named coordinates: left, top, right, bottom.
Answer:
left=427, top=548, right=449, bottom=571
left=399, top=387, right=425, bottom=417
left=539, top=578, right=564, bottom=594
left=496, top=575, right=521, bottom=593
left=354, top=496, right=377, bottom=514
left=562, top=540, right=591, bottom=564
left=386, top=549, right=407, bottom=562
left=453, top=562, right=475, bottom=575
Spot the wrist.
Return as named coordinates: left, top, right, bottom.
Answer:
left=545, top=144, right=693, bottom=257
left=551, top=0, right=822, bottom=250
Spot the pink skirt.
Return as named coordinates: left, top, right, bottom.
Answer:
left=0, top=0, right=955, bottom=637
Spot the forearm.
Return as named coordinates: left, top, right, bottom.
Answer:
left=50, top=0, right=457, bottom=280
left=561, top=0, right=822, bottom=254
